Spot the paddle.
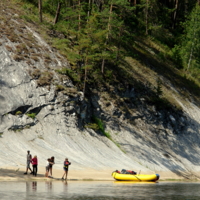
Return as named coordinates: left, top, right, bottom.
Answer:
left=132, top=170, right=141, bottom=181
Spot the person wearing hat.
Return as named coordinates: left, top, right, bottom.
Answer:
left=24, top=150, right=33, bottom=175
left=61, top=158, right=71, bottom=180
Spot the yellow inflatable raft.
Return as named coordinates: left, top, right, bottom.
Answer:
left=112, top=171, right=160, bottom=182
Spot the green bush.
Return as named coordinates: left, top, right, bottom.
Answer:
left=56, top=84, right=65, bottom=91
left=26, top=113, right=36, bottom=119
left=93, top=117, right=112, bottom=139
left=156, top=78, right=163, bottom=97
left=169, top=45, right=183, bottom=69
left=15, top=111, right=22, bottom=115
left=84, top=123, right=99, bottom=130
left=56, top=68, right=80, bottom=83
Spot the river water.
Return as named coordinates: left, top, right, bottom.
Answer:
left=0, top=181, right=200, bottom=200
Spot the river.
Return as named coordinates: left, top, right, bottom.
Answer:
left=0, top=181, right=200, bottom=200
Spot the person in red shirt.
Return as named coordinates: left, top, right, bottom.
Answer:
left=62, top=158, right=71, bottom=180
left=31, top=155, right=38, bottom=177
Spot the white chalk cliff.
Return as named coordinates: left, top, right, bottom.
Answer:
left=0, top=3, right=200, bottom=180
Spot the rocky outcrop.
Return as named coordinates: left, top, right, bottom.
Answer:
left=0, top=2, right=200, bottom=179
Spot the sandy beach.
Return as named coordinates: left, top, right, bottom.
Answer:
left=0, top=167, right=189, bottom=181
left=0, top=167, right=114, bottom=181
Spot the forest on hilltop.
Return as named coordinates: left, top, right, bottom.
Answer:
left=12, top=0, right=200, bottom=101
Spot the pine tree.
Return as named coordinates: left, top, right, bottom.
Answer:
left=180, top=3, right=200, bottom=71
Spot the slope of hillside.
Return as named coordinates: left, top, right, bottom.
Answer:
left=0, top=0, right=200, bottom=180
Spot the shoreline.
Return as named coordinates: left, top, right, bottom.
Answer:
left=0, top=167, right=199, bottom=182
left=0, top=167, right=114, bottom=181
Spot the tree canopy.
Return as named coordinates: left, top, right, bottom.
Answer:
left=20, top=0, right=200, bottom=95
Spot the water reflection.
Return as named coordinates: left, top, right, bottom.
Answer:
left=32, top=182, right=37, bottom=191
left=26, top=181, right=37, bottom=192
left=113, top=181, right=157, bottom=184
left=26, top=181, right=31, bottom=192
left=1, top=181, right=200, bottom=200
left=45, top=181, right=52, bottom=191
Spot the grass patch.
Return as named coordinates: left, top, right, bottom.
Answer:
left=93, top=116, right=111, bottom=140
left=38, top=135, right=44, bottom=140
left=26, top=113, right=36, bottom=119
left=13, top=54, right=24, bottom=62
left=37, top=71, right=53, bottom=86
left=15, top=111, right=22, bottom=115
left=55, top=84, right=65, bottom=91
left=5, top=45, right=13, bottom=52
left=14, top=129, right=23, bottom=132
left=84, top=123, right=99, bottom=130
left=31, top=69, right=41, bottom=79
left=15, top=43, right=28, bottom=54
left=85, top=116, right=126, bottom=153
left=56, top=68, right=81, bottom=83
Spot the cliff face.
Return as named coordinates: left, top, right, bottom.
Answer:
left=0, top=1, right=200, bottom=179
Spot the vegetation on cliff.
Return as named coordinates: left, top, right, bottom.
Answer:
left=1, top=0, right=200, bottom=134
left=15, top=0, right=200, bottom=98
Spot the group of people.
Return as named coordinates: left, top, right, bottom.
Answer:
left=24, top=150, right=71, bottom=180
left=24, top=150, right=38, bottom=176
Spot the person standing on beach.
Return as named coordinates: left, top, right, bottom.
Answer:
left=62, top=158, right=71, bottom=180
left=24, top=150, right=33, bottom=175
left=45, top=158, right=51, bottom=177
left=49, top=156, right=55, bottom=178
left=31, top=155, right=38, bottom=177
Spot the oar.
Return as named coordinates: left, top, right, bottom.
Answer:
left=132, top=174, right=141, bottom=181
left=132, top=170, right=141, bottom=181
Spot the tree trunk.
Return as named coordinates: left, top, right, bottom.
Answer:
left=133, top=0, right=137, bottom=15
left=101, top=58, right=105, bottom=74
left=172, top=0, right=179, bottom=29
left=106, top=2, right=113, bottom=40
left=187, top=42, right=194, bottom=72
left=78, top=0, right=81, bottom=31
left=116, top=27, right=122, bottom=61
left=185, top=0, right=188, bottom=14
left=38, top=0, right=42, bottom=23
left=101, top=1, right=113, bottom=74
left=187, top=4, right=197, bottom=71
left=129, top=0, right=136, bottom=6
left=54, top=2, right=61, bottom=25
left=83, top=60, right=88, bottom=97
left=145, top=0, right=149, bottom=35
left=87, top=0, right=91, bottom=19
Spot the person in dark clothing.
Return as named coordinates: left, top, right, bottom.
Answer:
left=49, top=156, right=55, bottom=177
left=62, top=158, right=71, bottom=180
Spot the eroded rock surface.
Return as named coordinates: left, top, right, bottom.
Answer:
left=0, top=2, right=200, bottom=179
